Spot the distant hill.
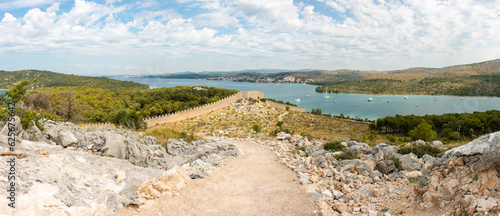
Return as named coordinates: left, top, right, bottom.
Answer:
left=0, top=70, right=149, bottom=90
left=314, top=59, right=500, bottom=96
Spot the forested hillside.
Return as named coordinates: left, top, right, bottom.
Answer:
left=0, top=70, right=148, bottom=90
left=1, top=81, right=237, bottom=129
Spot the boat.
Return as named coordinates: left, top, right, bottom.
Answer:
left=460, top=97, right=464, bottom=100
left=415, top=104, right=418, bottom=107
left=404, top=96, right=408, bottom=99
left=387, top=100, right=390, bottom=103
left=378, top=96, right=381, bottom=99
left=368, top=97, right=373, bottom=102
left=333, top=100, right=336, bottom=103
left=306, top=95, right=310, bottom=98
left=294, top=98, right=301, bottom=102
left=324, top=87, right=330, bottom=99
left=434, top=98, right=438, bottom=102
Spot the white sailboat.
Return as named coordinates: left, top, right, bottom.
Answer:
left=324, top=87, right=330, bottom=99
left=368, top=97, right=373, bottom=102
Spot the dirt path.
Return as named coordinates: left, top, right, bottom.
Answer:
left=278, top=112, right=289, bottom=121
left=117, top=140, right=318, bottom=216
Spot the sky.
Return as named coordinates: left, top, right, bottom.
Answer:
left=0, top=0, right=499, bottom=76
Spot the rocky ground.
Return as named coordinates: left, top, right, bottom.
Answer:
left=238, top=131, right=500, bottom=216
left=0, top=117, right=241, bottom=215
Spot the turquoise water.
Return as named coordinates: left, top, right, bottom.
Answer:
left=115, top=78, right=500, bottom=120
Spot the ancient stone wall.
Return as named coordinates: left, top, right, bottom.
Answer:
left=82, top=90, right=305, bottom=128
left=145, top=91, right=263, bottom=127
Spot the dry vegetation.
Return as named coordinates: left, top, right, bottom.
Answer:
left=145, top=99, right=389, bottom=145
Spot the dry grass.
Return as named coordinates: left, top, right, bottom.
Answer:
left=145, top=99, right=388, bottom=144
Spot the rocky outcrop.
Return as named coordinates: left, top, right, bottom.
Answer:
left=247, top=131, right=500, bottom=215
left=422, top=132, right=500, bottom=215
left=0, top=140, right=164, bottom=216
left=0, top=118, right=242, bottom=215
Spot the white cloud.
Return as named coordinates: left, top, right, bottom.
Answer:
left=0, top=0, right=499, bottom=74
left=0, top=0, right=57, bottom=10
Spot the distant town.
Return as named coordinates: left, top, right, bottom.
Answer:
left=203, top=75, right=314, bottom=84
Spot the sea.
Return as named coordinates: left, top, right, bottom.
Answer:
left=114, top=78, right=500, bottom=120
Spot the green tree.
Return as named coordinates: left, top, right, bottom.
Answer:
left=5, top=79, right=30, bottom=103
left=408, top=120, right=437, bottom=141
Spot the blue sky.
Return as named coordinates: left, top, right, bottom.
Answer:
left=0, top=0, right=499, bottom=76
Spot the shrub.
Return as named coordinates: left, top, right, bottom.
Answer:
left=397, top=144, right=442, bottom=157
left=260, top=98, right=267, bottom=102
left=286, top=106, right=290, bottom=111
left=251, top=124, right=261, bottom=132
left=335, top=151, right=358, bottom=160
left=324, top=141, right=345, bottom=152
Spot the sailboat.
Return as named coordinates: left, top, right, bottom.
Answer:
left=368, top=97, right=373, bottom=102
left=324, top=87, right=330, bottom=99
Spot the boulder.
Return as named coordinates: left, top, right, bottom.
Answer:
left=422, top=131, right=500, bottom=212
left=101, top=133, right=128, bottom=158
left=55, top=130, right=78, bottom=147
left=375, top=160, right=396, bottom=174
left=0, top=116, right=21, bottom=136
left=346, top=141, right=372, bottom=154
left=441, top=131, right=500, bottom=173
left=276, top=132, right=292, bottom=140
left=138, top=166, right=190, bottom=200
left=371, top=143, right=397, bottom=158
left=398, top=153, right=422, bottom=171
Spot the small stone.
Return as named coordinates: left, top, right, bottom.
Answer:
left=316, top=201, right=333, bottom=211
left=476, top=197, right=496, bottom=212
left=334, top=201, right=348, bottom=213
left=331, top=189, right=344, bottom=199
left=322, top=190, right=333, bottom=197
left=310, top=175, right=319, bottom=183
left=42, top=152, right=50, bottom=155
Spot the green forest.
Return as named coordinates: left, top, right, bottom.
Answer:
left=369, top=110, right=500, bottom=141
left=0, top=70, right=148, bottom=90
left=1, top=80, right=238, bottom=129
left=316, top=76, right=500, bottom=96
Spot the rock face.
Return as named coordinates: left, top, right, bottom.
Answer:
left=0, top=118, right=242, bottom=215
left=422, top=132, right=500, bottom=215
left=0, top=141, right=164, bottom=216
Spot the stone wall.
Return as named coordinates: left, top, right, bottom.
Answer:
left=145, top=91, right=264, bottom=127
left=82, top=90, right=306, bottom=128
left=267, top=101, right=306, bottom=112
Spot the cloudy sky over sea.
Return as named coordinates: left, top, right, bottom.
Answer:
left=0, top=0, right=499, bottom=75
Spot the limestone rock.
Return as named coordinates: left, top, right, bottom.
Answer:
left=398, top=153, right=422, bottom=171
left=375, top=160, right=396, bottom=174
left=138, top=166, right=190, bottom=200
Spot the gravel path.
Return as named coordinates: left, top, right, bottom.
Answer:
left=117, top=140, right=318, bottom=216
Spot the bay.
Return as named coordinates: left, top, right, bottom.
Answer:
left=114, top=78, right=500, bottom=120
